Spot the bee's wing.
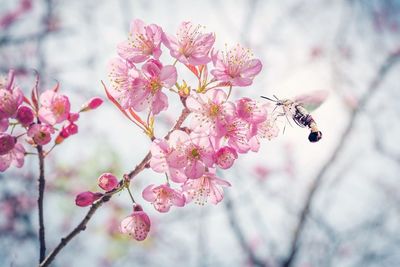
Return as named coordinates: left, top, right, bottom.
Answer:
left=294, top=90, right=329, bottom=112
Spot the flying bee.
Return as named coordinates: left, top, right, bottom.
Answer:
left=261, top=90, right=329, bottom=142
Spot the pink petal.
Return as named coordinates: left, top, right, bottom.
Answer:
left=185, top=160, right=205, bottom=179
left=142, top=184, right=157, bottom=202
left=159, top=65, right=177, bottom=88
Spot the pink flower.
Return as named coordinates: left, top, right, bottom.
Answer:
left=98, top=173, right=119, bottom=191
left=0, top=142, right=25, bottom=172
left=16, top=106, right=34, bottom=126
left=182, top=171, right=231, bottom=205
left=142, top=184, right=185, bottom=212
left=214, top=117, right=250, bottom=154
left=0, top=70, right=23, bottom=119
left=80, top=97, right=103, bottom=112
left=248, top=118, right=279, bottom=152
left=0, top=119, right=8, bottom=132
left=38, top=90, right=71, bottom=125
left=236, top=98, right=267, bottom=124
left=120, top=205, right=151, bottom=241
left=108, top=58, right=176, bottom=114
left=0, top=133, right=15, bottom=155
left=139, top=59, right=177, bottom=114
left=163, top=21, right=215, bottom=65
left=211, top=44, right=262, bottom=86
left=27, top=123, right=55, bottom=145
left=214, top=146, right=238, bottom=169
left=118, top=19, right=163, bottom=63
left=108, top=58, right=147, bottom=109
left=150, top=139, right=187, bottom=183
left=186, top=89, right=235, bottom=132
left=168, top=130, right=214, bottom=179
left=75, top=191, right=103, bottom=207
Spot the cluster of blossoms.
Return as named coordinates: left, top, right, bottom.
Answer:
left=0, top=70, right=103, bottom=171
left=73, top=19, right=280, bottom=241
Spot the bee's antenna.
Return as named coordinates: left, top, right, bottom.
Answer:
left=260, top=96, right=277, bottom=102
left=273, top=95, right=280, bottom=101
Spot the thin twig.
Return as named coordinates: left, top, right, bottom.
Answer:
left=37, top=144, right=46, bottom=262
left=282, top=53, right=400, bottom=267
left=39, top=106, right=190, bottom=267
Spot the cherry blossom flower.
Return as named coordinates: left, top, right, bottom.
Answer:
left=248, top=118, right=279, bottom=152
left=214, top=146, right=238, bottom=169
left=163, top=21, right=215, bottom=65
left=150, top=138, right=187, bottom=183
left=75, top=191, right=103, bottom=207
left=236, top=97, right=267, bottom=124
left=38, top=90, right=71, bottom=125
left=214, top=116, right=250, bottom=154
left=142, top=184, right=185, bottom=212
left=16, top=106, right=34, bottom=126
left=0, top=133, right=15, bottom=155
left=186, top=89, right=235, bottom=132
left=108, top=58, right=147, bottom=110
left=118, top=19, right=163, bottom=63
left=120, top=204, right=151, bottom=241
left=211, top=44, right=262, bottom=86
left=182, top=171, right=231, bottom=205
left=168, top=130, right=214, bottom=179
left=98, top=173, right=119, bottom=191
left=0, top=142, right=25, bottom=172
left=0, top=70, right=23, bottom=119
left=27, top=123, right=55, bottom=145
left=138, top=59, right=177, bottom=114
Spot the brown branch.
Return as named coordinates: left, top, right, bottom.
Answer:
left=282, top=53, right=400, bottom=267
left=39, top=106, right=190, bottom=267
left=37, top=145, right=46, bottom=262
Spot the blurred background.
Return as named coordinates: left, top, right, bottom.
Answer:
left=1, top=0, right=400, bottom=266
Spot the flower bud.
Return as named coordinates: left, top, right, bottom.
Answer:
left=16, top=106, right=34, bottom=126
left=75, top=191, right=103, bottom=207
left=98, top=173, right=119, bottom=191
left=68, top=112, right=80, bottom=122
left=0, top=133, right=16, bottom=155
left=80, top=97, right=103, bottom=112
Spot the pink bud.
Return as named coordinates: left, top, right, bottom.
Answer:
left=98, top=173, right=119, bottom=191
left=0, top=133, right=16, bottom=155
left=16, top=106, right=34, bottom=126
left=68, top=112, right=80, bottom=122
left=81, top=97, right=103, bottom=112
left=214, top=146, right=238, bottom=169
left=65, top=123, right=78, bottom=135
left=75, top=191, right=103, bottom=207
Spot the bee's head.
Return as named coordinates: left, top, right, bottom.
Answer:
left=308, top=131, right=322, bottom=142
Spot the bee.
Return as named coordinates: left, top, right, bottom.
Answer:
left=261, top=90, right=329, bottom=142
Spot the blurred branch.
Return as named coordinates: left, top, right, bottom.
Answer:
left=224, top=191, right=270, bottom=267
left=37, top=144, right=46, bottom=263
left=282, top=52, right=400, bottom=267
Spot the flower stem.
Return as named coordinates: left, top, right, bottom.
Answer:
left=126, top=186, right=136, bottom=204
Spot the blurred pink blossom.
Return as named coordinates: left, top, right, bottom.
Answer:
left=0, top=142, right=25, bottom=172
left=38, top=90, right=71, bottom=125
left=27, top=123, right=55, bottom=145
